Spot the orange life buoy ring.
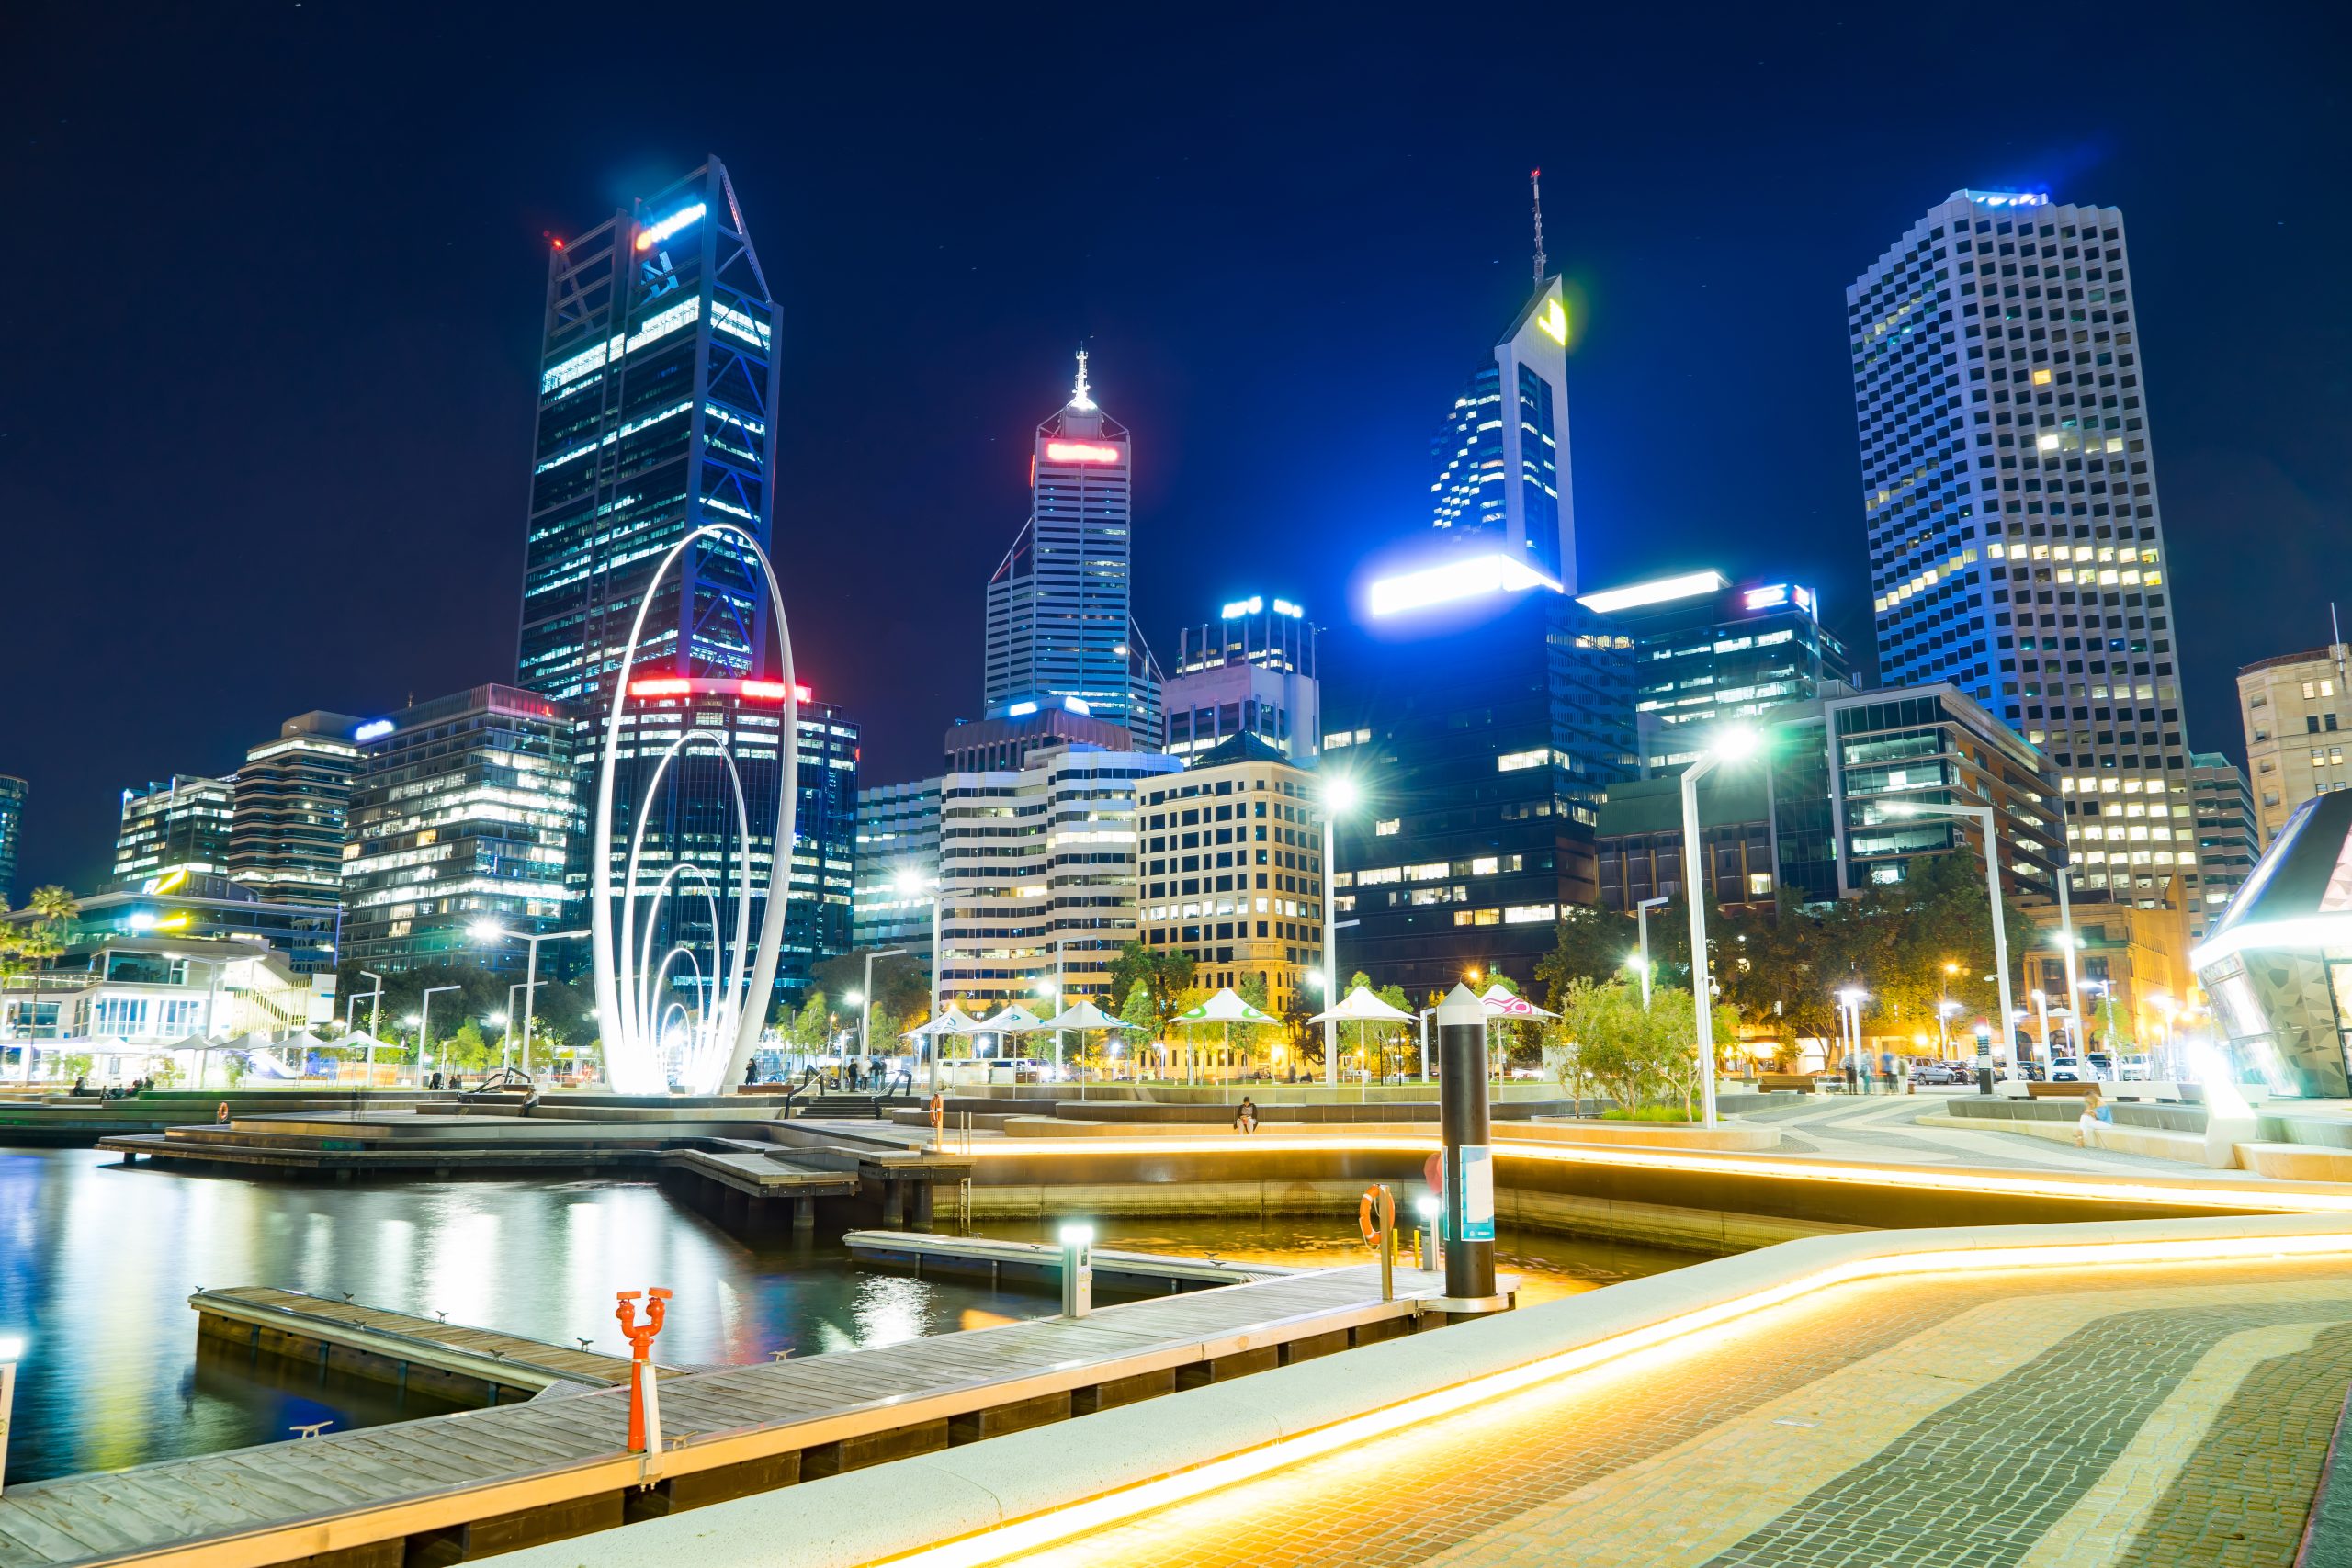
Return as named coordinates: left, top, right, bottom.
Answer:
left=216, top=1102, right=230, bottom=1123
left=1359, top=1186, right=1384, bottom=1248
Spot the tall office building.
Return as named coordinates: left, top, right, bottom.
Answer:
left=1573, top=570, right=1849, bottom=771
left=983, top=354, right=1162, bottom=747
left=2236, top=639, right=2352, bottom=845
left=341, top=685, right=581, bottom=975
left=1850, top=190, right=2192, bottom=912
left=935, top=741, right=1181, bottom=1014
left=228, top=712, right=365, bottom=905
left=113, top=776, right=236, bottom=890
left=2189, top=751, right=2259, bottom=937
left=517, top=158, right=781, bottom=714
left=1429, top=267, right=1576, bottom=590
left=599, top=679, right=859, bottom=1007
left=1326, top=562, right=1634, bottom=995
left=1163, top=596, right=1321, bottom=763
left=0, top=774, right=24, bottom=906
left=852, top=779, right=942, bottom=970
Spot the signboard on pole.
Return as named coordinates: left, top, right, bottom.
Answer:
left=1456, top=1145, right=1495, bottom=1242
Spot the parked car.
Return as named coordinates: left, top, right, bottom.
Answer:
left=2086, top=1052, right=2115, bottom=1078
left=2117, top=1054, right=2153, bottom=1081
left=2049, top=1058, right=2086, bottom=1082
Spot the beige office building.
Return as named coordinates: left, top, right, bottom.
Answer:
left=1136, top=734, right=1325, bottom=1013
left=2237, top=642, right=2352, bottom=846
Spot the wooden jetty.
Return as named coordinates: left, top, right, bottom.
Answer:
left=94, top=1112, right=967, bottom=1229
left=0, top=1265, right=1498, bottom=1568
left=191, top=1288, right=669, bottom=1406
left=842, top=1229, right=1306, bottom=1292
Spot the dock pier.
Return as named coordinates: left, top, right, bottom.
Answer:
left=0, top=1263, right=1502, bottom=1568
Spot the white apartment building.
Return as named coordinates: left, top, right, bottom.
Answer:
left=2238, top=642, right=2352, bottom=845
left=934, top=742, right=1180, bottom=1014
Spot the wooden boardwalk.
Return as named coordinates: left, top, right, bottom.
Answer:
left=0, top=1266, right=1463, bottom=1568
left=843, top=1229, right=1306, bottom=1290
left=191, top=1288, right=660, bottom=1395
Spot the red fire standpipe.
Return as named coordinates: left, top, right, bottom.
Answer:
left=615, top=1287, right=673, bottom=1454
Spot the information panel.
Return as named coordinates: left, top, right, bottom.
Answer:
left=1456, top=1145, right=1495, bottom=1242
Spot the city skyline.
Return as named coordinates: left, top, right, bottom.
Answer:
left=6, top=9, right=2346, bottom=893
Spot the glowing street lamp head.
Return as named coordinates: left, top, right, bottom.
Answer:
left=1323, top=775, right=1359, bottom=814
left=844, top=990, right=865, bottom=1008
left=895, top=870, right=928, bottom=897
left=469, top=919, right=508, bottom=942
left=1712, top=726, right=1762, bottom=763
left=1836, top=986, right=1869, bottom=1006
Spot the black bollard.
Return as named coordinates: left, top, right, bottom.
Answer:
left=1435, top=983, right=1496, bottom=1301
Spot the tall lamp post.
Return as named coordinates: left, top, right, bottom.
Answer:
left=469, top=922, right=589, bottom=1081
left=1836, top=986, right=1869, bottom=1082
left=1679, top=727, right=1760, bottom=1129
left=854, top=947, right=908, bottom=1065
left=418, top=983, right=460, bottom=1086
left=1633, top=894, right=1670, bottom=1010
left=1883, top=801, right=2016, bottom=1079
left=1319, top=774, right=1358, bottom=1089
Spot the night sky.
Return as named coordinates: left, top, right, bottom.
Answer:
left=5, top=6, right=2345, bottom=895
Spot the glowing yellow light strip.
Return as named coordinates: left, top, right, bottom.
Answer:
left=874, top=1227, right=2352, bottom=1568
left=961, top=1134, right=2352, bottom=1215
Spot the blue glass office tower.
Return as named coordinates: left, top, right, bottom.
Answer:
left=518, top=158, right=780, bottom=709
left=1429, top=276, right=1576, bottom=592
left=1849, top=191, right=2192, bottom=911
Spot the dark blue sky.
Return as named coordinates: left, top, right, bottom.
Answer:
left=4, top=4, right=2345, bottom=894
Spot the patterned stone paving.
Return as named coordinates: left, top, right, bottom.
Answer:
left=1010, top=1260, right=2352, bottom=1568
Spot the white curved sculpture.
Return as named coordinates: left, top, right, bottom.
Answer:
left=590, top=523, right=799, bottom=1096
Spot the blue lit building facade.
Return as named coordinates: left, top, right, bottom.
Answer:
left=517, top=158, right=781, bottom=714
left=1429, top=276, right=1576, bottom=592
left=0, top=774, right=23, bottom=905
left=1850, top=190, right=2193, bottom=915
left=1324, top=570, right=1634, bottom=997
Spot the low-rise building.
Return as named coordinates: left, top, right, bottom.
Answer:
left=1136, top=734, right=1325, bottom=1011
left=2237, top=641, right=2352, bottom=846
left=2022, top=886, right=2192, bottom=1055
left=0, top=931, right=332, bottom=1056
left=943, top=694, right=1131, bottom=774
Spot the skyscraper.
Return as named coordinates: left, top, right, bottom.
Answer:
left=1849, top=191, right=2191, bottom=911
left=517, top=158, right=780, bottom=713
left=2189, top=750, right=2258, bottom=937
left=1428, top=179, right=1576, bottom=592
left=983, top=354, right=1162, bottom=747
left=342, top=685, right=580, bottom=975
left=229, top=712, right=364, bottom=904
left=113, top=776, right=236, bottom=890
left=0, top=775, right=24, bottom=906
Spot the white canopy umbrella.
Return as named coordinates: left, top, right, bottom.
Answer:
left=1036, top=998, right=1143, bottom=1080
left=1479, top=984, right=1556, bottom=1021
left=974, top=1003, right=1049, bottom=1036
left=1309, top=985, right=1415, bottom=1083
left=902, top=1005, right=986, bottom=1040
left=1172, top=987, right=1282, bottom=1084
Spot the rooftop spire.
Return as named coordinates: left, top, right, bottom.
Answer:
left=1531, top=167, right=1547, bottom=286
left=1070, top=347, right=1095, bottom=411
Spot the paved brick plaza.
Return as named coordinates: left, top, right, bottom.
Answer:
left=1015, top=1257, right=2352, bottom=1568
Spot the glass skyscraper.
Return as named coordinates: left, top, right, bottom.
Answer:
left=517, top=158, right=781, bottom=712
left=983, top=353, right=1162, bottom=747
left=1850, top=190, right=2192, bottom=911
left=0, top=775, right=23, bottom=906
left=1429, top=276, right=1576, bottom=592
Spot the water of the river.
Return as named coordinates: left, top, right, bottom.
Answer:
left=0, top=1147, right=1690, bottom=1484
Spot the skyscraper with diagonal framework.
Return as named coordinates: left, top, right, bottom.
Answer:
left=517, top=158, right=781, bottom=710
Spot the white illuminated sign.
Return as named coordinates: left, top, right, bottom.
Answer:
left=1575, top=570, right=1727, bottom=615
left=354, top=720, right=395, bottom=742
left=1272, top=598, right=1302, bottom=618
left=1007, top=701, right=1039, bottom=716
left=1743, top=584, right=1789, bottom=611
left=636, top=202, right=708, bottom=251
left=1368, top=553, right=1563, bottom=617
left=1221, top=596, right=1264, bottom=618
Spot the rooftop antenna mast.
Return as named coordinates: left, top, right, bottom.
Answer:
left=2335, top=602, right=2346, bottom=687
left=1531, top=167, right=1547, bottom=286
left=1070, top=346, right=1094, bottom=410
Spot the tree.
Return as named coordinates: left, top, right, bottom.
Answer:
left=811, top=948, right=929, bottom=1025
left=445, top=1021, right=492, bottom=1074
left=774, top=991, right=833, bottom=1053
left=1554, top=977, right=1740, bottom=1118
left=1107, top=942, right=1196, bottom=1037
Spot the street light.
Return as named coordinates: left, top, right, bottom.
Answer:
left=469, top=921, right=589, bottom=1081
left=1883, top=801, right=2017, bottom=1080
left=418, top=984, right=460, bottom=1087
left=1634, top=894, right=1670, bottom=1010
left=1679, top=725, right=1760, bottom=1128
left=853, top=946, right=908, bottom=1066
left=1836, top=985, right=1869, bottom=1083
left=1320, top=773, right=1358, bottom=1088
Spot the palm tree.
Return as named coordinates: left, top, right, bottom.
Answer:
left=17, top=887, right=77, bottom=1085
